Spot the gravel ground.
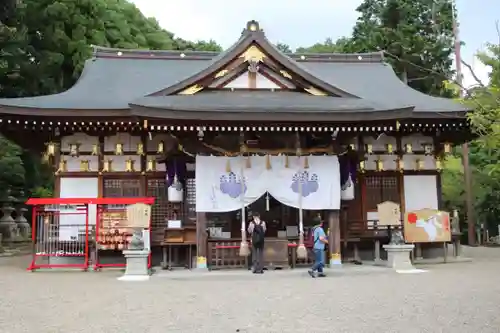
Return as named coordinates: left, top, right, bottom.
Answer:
left=0, top=246, right=499, bottom=333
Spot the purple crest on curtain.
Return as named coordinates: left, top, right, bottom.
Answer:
left=165, top=159, right=187, bottom=187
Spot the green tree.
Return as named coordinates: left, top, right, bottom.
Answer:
left=276, top=42, right=292, bottom=53
left=348, top=0, right=455, bottom=96
left=296, top=37, right=350, bottom=53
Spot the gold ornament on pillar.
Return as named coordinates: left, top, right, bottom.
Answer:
left=415, top=159, right=424, bottom=170
left=80, top=159, right=90, bottom=172
left=157, top=141, right=165, bottom=154
left=115, top=143, right=124, bottom=155
left=365, top=144, right=373, bottom=154
left=359, top=160, right=366, bottom=173
left=69, top=143, right=80, bottom=157
left=91, top=144, right=99, bottom=156
left=435, top=157, right=443, bottom=171
left=136, top=143, right=145, bottom=155
left=423, top=144, right=433, bottom=155
left=102, top=159, right=112, bottom=173
left=45, top=142, right=56, bottom=157
left=265, top=154, right=271, bottom=170
left=443, top=142, right=452, bottom=154
left=404, top=143, right=413, bottom=154
left=55, top=160, right=67, bottom=174
left=385, top=144, right=393, bottom=154
left=146, top=158, right=156, bottom=172
left=125, top=157, right=135, bottom=172
left=375, top=158, right=384, bottom=172
left=396, top=158, right=404, bottom=173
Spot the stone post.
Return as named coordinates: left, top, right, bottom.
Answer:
left=15, top=207, right=31, bottom=240
left=0, top=197, right=18, bottom=244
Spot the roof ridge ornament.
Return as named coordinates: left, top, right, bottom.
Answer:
left=242, top=20, right=262, bottom=35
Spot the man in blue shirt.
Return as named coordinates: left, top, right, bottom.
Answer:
left=308, top=221, right=328, bottom=278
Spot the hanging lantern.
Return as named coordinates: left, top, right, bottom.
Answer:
left=365, top=144, right=373, bottom=154
left=157, top=141, right=165, bottom=154
left=46, top=142, right=56, bottom=157
left=125, top=157, right=135, bottom=172
left=385, top=144, right=393, bottom=154
left=359, top=160, right=365, bottom=173
left=168, top=175, right=184, bottom=202
left=415, top=159, right=424, bottom=170
left=404, top=143, right=413, bottom=154
left=435, top=158, right=443, bottom=172
left=341, top=174, right=355, bottom=201
left=375, top=158, right=384, bottom=172
left=102, top=159, right=112, bottom=172
left=80, top=160, right=90, bottom=172
left=136, top=143, right=145, bottom=156
left=423, top=144, right=433, bottom=155
left=115, top=143, right=124, bottom=155
left=396, top=158, right=404, bottom=173
left=56, top=160, right=67, bottom=174
left=146, top=158, right=156, bottom=172
left=69, top=143, right=80, bottom=157
left=443, top=143, right=452, bottom=154
left=91, top=144, right=99, bottom=156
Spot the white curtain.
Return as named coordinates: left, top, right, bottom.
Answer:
left=195, top=155, right=341, bottom=212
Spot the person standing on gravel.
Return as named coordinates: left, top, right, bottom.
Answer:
left=308, top=219, right=328, bottom=278
left=248, top=212, right=266, bottom=274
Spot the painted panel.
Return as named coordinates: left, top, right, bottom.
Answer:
left=403, top=175, right=438, bottom=212
left=104, top=133, right=141, bottom=153
left=64, top=156, right=99, bottom=172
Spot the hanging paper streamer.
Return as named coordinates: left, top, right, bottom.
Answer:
left=339, top=154, right=356, bottom=201
left=340, top=174, right=355, bottom=201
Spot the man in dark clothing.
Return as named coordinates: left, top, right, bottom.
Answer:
left=247, top=212, right=266, bottom=274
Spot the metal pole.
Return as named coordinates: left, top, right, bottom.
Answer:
left=452, top=1, right=475, bottom=245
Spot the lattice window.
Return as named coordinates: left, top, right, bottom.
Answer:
left=103, top=178, right=141, bottom=209
left=186, top=178, right=196, bottom=220
left=147, top=178, right=169, bottom=229
left=364, top=175, right=399, bottom=211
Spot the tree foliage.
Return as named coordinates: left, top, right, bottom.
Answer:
left=348, top=0, right=455, bottom=96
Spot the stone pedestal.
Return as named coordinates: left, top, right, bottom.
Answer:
left=118, top=250, right=150, bottom=281
left=0, top=203, right=17, bottom=243
left=15, top=207, right=31, bottom=240
left=383, top=244, right=415, bottom=271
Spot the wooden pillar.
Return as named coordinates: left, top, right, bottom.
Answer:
left=196, top=212, right=208, bottom=269
left=328, top=210, right=341, bottom=267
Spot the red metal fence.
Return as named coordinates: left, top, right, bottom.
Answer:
left=26, top=197, right=154, bottom=272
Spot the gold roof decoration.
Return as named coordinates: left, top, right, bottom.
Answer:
left=304, top=86, right=328, bottom=96
left=178, top=84, right=203, bottom=95
left=239, top=45, right=266, bottom=63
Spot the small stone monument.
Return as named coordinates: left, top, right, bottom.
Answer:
left=378, top=201, right=416, bottom=271
left=118, top=203, right=151, bottom=282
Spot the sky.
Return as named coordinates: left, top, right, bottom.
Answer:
left=131, top=0, right=499, bottom=88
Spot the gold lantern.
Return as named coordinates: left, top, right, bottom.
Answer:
left=136, top=143, right=145, bottom=155
left=435, top=158, right=443, bottom=171
left=91, top=144, right=99, bottom=156
left=157, top=141, right=165, bottom=154
left=385, top=144, right=393, bottom=154
left=415, top=159, right=424, bottom=170
left=69, top=143, right=80, bottom=157
left=349, top=143, right=356, bottom=151
left=396, top=158, right=404, bottom=173
left=102, top=159, right=112, bottom=172
left=46, top=142, right=56, bottom=157
left=125, top=157, right=135, bottom=172
left=56, top=159, right=67, bottom=174
left=365, top=144, right=373, bottom=154
left=443, top=143, right=452, bottom=154
left=115, top=143, right=124, bottom=155
left=80, top=159, right=90, bottom=172
left=146, top=158, right=156, bottom=172
left=375, top=158, right=384, bottom=172
left=423, top=144, right=433, bottom=155
left=404, top=143, right=413, bottom=154
left=359, top=160, right=366, bottom=173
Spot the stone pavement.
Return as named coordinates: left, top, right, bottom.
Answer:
left=0, top=247, right=499, bottom=333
